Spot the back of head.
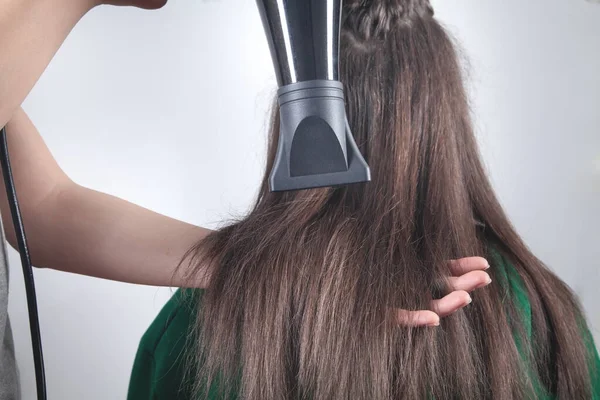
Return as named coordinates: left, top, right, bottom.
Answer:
left=185, top=1, right=595, bottom=398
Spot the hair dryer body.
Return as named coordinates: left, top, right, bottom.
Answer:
left=256, top=0, right=371, bottom=191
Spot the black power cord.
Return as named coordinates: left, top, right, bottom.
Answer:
left=0, top=126, right=47, bottom=400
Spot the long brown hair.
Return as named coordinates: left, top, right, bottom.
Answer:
left=184, top=0, right=595, bottom=398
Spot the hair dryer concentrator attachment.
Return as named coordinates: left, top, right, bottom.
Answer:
left=256, top=0, right=371, bottom=192
left=271, top=80, right=370, bottom=191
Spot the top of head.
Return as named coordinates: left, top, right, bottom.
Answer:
left=343, top=0, right=434, bottom=41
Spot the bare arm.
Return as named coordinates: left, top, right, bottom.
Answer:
left=0, top=109, right=492, bottom=321
left=1, top=108, right=211, bottom=287
left=0, top=0, right=167, bottom=129
left=0, top=0, right=97, bottom=128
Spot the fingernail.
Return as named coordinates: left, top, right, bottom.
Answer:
left=476, top=279, right=491, bottom=289
left=484, top=263, right=491, bottom=270
left=467, top=295, right=473, bottom=304
left=428, top=321, right=440, bottom=327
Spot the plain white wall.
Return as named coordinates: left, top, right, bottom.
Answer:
left=6, top=0, right=599, bottom=398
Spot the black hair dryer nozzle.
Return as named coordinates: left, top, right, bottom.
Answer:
left=257, top=0, right=371, bottom=192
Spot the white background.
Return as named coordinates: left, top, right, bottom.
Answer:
left=7, top=0, right=600, bottom=398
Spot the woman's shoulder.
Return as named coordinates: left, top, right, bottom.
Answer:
left=138, top=289, right=202, bottom=354
left=489, top=247, right=600, bottom=398
left=127, top=289, right=204, bottom=400
left=488, top=247, right=532, bottom=328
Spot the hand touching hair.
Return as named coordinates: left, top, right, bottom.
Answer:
left=397, top=257, right=491, bottom=327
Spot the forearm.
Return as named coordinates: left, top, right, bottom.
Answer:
left=1, top=109, right=210, bottom=288
left=0, top=0, right=97, bottom=128
left=31, top=184, right=207, bottom=287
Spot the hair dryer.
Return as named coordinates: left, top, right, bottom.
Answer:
left=256, top=0, right=371, bottom=191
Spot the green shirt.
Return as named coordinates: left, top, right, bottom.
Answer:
left=127, top=256, right=600, bottom=400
